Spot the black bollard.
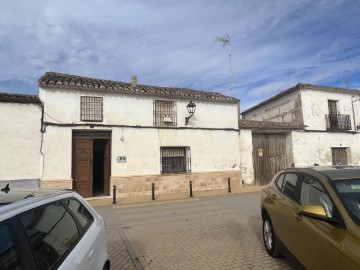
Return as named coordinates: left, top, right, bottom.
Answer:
left=189, top=181, right=193, bottom=197
left=152, top=183, right=155, bottom=200
left=228, top=178, right=231, bottom=193
left=112, top=185, right=117, bottom=204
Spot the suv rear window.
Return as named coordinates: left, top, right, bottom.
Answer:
left=19, top=199, right=93, bottom=269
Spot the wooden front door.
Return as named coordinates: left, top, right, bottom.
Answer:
left=74, top=138, right=93, bottom=198
left=252, top=134, right=287, bottom=185
left=103, top=139, right=110, bottom=196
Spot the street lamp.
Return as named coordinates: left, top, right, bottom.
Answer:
left=185, top=101, right=196, bottom=125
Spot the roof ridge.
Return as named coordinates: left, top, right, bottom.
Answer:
left=39, top=71, right=239, bottom=103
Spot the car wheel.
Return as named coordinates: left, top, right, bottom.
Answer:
left=263, top=215, right=281, bottom=257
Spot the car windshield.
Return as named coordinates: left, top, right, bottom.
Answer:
left=333, top=179, right=360, bottom=225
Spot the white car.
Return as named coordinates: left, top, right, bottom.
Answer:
left=0, top=186, right=110, bottom=270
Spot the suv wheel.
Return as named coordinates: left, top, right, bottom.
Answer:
left=263, top=215, right=281, bottom=257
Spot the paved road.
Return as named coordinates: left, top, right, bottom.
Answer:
left=95, top=192, right=297, bottom=270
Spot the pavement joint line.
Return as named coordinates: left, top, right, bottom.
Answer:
left=117, top=226, right=144, bottom=270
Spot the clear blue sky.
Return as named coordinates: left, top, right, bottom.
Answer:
left=1, top=0, right=360, bottom=111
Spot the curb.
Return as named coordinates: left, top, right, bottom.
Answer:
left=87, top=186, right=262, bottom=207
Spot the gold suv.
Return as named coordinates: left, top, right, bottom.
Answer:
left=261, top=166, right=360, bottom=269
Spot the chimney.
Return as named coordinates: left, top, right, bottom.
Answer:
left=131, top=75, right=137, bottom=87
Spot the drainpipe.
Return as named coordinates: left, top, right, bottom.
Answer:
left=351, top=96, right=359, bottom=131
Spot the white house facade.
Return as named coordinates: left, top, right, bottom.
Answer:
left=0, top=93, right=43, bottom=188
left=241, top=83, right=360, bottom=185
left=38, top=72, right=242, bottom=198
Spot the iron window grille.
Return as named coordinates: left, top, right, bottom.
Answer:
left=160, top=147, right=191, bottom=174
left=325, top=114, right=351, bottom=130
left=81, top=96, right=103, bottom=122
left=154, top=100, right=177, bottom=126
left=332, top=147, right=348, bottom=165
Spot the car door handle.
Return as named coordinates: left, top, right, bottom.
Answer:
left=270, top=194, right=276, bottom=200
left=88, top=248, right=94, bottom=261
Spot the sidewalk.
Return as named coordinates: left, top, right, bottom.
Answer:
left=88, top=185, right=262, bottom=207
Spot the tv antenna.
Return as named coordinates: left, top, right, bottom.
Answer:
left=217, top=33, right=234, bottom=96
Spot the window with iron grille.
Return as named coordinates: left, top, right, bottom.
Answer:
left=161, top=147, right=191, bottom=174
left=332, top=147, right=348, bottom=165
left=81, top=96, right=103, bottom=122
left=154, top=100, right=176, bottom=126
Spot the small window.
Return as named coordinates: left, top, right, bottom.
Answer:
left=161, top=147, right=190, bottom=173
left=154, top=100, right=176, bottom=126
left=300, top=176, right=334, bottom=218
left=0, top=224, right=21, bottom=270
left=19, top=202, right=80, bottom=269
left=281, top=174, right=299, bottom=200
left=81, top=96, right=103, bottom=122
left=332, top=148, right=348, bottom=165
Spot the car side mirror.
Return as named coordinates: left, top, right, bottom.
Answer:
left=300, top=204, right=327, bottom=218
left=299, top=204, right=340, bottom=225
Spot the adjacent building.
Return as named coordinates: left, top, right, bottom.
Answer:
left=241, top=83, right=360, bottom=184
left=0, top=93, right=43, bottom=188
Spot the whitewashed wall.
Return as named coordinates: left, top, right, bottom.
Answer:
left=238, top=129, right=254, bottom=184
left=39, top=87, right=241, bottom=184
left=242, top=89, right=302, bottom=123
left=291, top=131, right=360, bottom=166
left=0, top=103, right=41, bottom=187
left=39, top=87, right=239, bottom=129
left=301, top=88, right=355, bottom=130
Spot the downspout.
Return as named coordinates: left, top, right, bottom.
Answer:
left=351, top=96, right=358, bottom=131
left=38, top=101, right=46, bottom=187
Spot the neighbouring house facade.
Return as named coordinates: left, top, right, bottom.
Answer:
left=38, top=72, right=242, bottom=198
left=0, top=93, right=43, bottom=188
left=241, top=83, right=360, bottom=185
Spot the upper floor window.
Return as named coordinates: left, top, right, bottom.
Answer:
left=81, top=96, right=103, bottom=122
left=154, top=100, right=176, bottom=126
left=161, top=147, right=191, bottom=174
left=326, top=100, right=351, bottom=130
left=328, top=100, right=338, bottom=115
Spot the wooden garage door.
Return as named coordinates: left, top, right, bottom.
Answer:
left=252, top=134, right=287, bottom=185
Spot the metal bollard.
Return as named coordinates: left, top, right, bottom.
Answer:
left=113, top=185, right=117, bottom=204
left=152, top=183, right=155, bottom=200
left=228, top=178, right=232, bottom=193
left=189, top=181, right=193, bottom=197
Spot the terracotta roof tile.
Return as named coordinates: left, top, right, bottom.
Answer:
left=39, top=72, right=239, bottom=103
left=0, top=92, right=41, bottom=104
left=241, top=83, right=360, bottom=115
left=238, top=119, right=306, bottom=130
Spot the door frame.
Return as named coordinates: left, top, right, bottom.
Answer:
left=72, top=130, right=112, bottom=197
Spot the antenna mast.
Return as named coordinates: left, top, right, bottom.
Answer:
left=217, top=33, right=234, bottom=96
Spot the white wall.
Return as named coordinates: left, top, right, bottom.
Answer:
left=0, top=103, right=41, bottom=185
left=242, top=90, right=302, bottom=123
left=39, top=87, right=239, bottom=129
left=39, top=87, right=241, bottom=182
left=301, top=88, right=355, bottom=130
left=238, top=129, right=254, bottom=184
left=42, top=127, right=72, bottom=181
left=291, top=131, right=360, bottom=166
